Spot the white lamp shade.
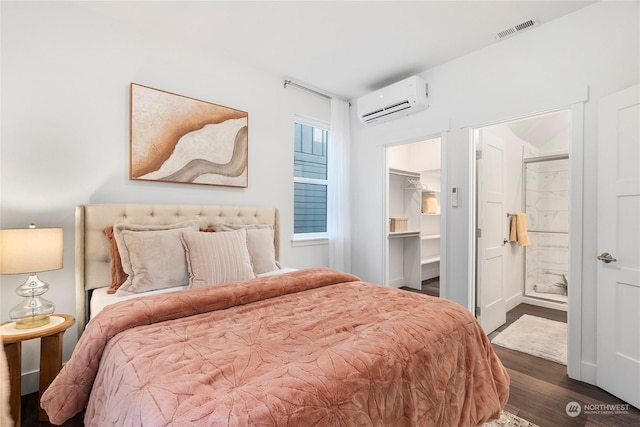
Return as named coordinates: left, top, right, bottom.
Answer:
left=0, top=228, right=63, bottom=274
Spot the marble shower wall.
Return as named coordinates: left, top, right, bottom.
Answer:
left=524, top=158, right=569, bottom=294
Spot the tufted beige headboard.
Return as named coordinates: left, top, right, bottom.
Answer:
left=75, top=203, right=279, bottom=334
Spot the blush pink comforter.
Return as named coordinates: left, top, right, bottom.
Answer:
left=41, top=268, right=509, bottom=426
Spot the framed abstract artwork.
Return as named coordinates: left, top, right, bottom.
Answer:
left=130, top=83, right=248, bottom=187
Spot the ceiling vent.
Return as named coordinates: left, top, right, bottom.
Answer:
left=495, top=18, right=539, bottom=40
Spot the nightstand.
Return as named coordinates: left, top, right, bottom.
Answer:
left=1, top=314, right=75, bottom=425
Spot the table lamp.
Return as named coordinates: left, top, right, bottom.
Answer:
left=0, top=225, right=63, bottom=329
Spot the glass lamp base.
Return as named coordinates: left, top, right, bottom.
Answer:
left=10, top=274, right=56, bottom=329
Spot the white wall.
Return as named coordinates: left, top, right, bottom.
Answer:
left=1, top=1, right=330, bottom=393
left=350, top=1, right=639, bottom=382
left=388, top=137, right=440, bottom=173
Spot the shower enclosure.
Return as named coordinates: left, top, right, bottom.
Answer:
left=522, top=154, right=569, bottom=305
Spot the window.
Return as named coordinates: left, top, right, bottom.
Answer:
left=293, top=120, right=328, bottom=236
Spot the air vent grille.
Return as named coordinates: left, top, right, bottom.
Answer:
left=362, top=100, right=411, bottom=121
left=515, top=19, right=536, bottom=32
left=495, top=18, right=538, bottom=40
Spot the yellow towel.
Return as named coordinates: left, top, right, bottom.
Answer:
left=509, top=213, right=530, bottom=246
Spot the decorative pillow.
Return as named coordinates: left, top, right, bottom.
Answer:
left=216, top=224, right=278, bottom=274
left=113, top=221, right=199, bottom=295
left=104, top=226, right=128, bottom=294
left=180, top=229, right=255, bottom=288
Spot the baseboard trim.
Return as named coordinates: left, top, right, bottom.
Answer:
left=505, top=292, right=522, bottom=312
left=580, top=361, right=597, bottom=386
left=521, top=296, right=568, bottom=312
left=21, top=370, right=39, bottom=395
left=388, top=278, right=405, bottom=288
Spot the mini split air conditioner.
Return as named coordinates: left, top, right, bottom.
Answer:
left=357, top=75, right=428, bottom=124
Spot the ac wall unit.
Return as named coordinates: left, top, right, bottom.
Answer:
left=357, top=75, right=428, bottom=124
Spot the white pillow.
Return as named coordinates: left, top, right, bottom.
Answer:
left=180, top=229, right=256, bottom=288
left=113, top=221, right=199, bottom=295
left=215, top=224, right=278, bottom=274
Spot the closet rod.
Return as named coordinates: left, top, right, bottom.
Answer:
left=284, top=80, right=331, bottom=99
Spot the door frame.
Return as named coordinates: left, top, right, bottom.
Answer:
left=468, top=102, right=585, bottom=378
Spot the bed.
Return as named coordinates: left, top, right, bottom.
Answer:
left=41, top=203, right=509, bottom=426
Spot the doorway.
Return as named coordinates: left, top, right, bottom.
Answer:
left=385, top=137, right=443, bottom=295
left=474, top=110, right=570, bottom=335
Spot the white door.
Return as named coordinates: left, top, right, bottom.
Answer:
left=477, top=130, right=507, bottom=334
left=596, top=84, right=640, bottom=408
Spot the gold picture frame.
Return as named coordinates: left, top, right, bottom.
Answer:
left=130, top=83, right=248, bottom=187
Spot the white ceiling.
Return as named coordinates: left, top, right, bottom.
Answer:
left=507, top=110, right=570, bottom=147
left=75, top=1, right=595, bottom=101
left=73, top=1, right=586, bottom=147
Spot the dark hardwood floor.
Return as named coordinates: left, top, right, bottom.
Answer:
left=402, top=276, right=440, bottom=297
left=491, top=303, right=640, bottom=427
left=404, top=279, right=640, bottom=426
left=22, top=284, right=640, bottom=427
left=21, top=391, right=84, bottom=426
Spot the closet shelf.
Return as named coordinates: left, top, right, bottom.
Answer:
left=388, top=231, right=420, bottom=239
left=421, top=234, right=440, bottom=241
left=421, top=256, right=440, bottom=265
left=388, top=149, right=441, bottom=287
left=389, top=168, right=420, bottom=178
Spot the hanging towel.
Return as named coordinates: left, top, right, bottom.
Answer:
left=509, top=213, right=530, bottom=246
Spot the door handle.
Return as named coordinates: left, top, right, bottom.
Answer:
left=597, top=252, right=617, bottom=263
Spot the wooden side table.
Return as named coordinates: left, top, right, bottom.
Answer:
left=1, top=314, right=75, bottom=425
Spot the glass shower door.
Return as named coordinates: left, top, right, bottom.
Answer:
left=523, top=155, right=569, bottom=303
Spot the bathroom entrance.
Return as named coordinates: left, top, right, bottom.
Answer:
left=474, top=110, right=570, bottom=334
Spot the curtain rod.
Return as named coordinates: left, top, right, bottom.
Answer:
left=284, top=80, right=332, bottom=100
